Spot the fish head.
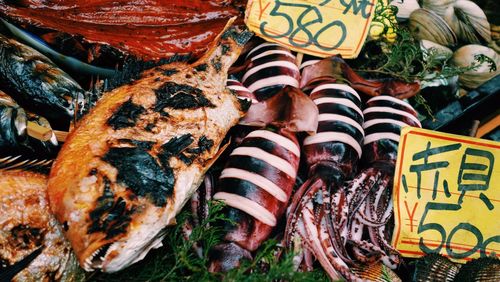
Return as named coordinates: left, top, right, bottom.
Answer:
left=50, top=150, right=183, bottom=273
left=77, top=198, right=169, bottom=273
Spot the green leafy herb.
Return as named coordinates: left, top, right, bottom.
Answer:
left=355, top=28, right=488, bottom=83
left=87, top=201, right=325, bottom=281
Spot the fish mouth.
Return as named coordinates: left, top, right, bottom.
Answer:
left=83, top=242, right=113, bottom=271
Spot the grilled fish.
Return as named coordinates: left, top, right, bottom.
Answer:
left=0, top=157, right=82, bottom=282
left=0, top=33, right=87, bottom=129
left=47, top=21, right=252, bottom=273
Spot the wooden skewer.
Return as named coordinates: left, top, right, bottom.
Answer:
left=295, top=52, right=304, bottom=67
left=26, top=121, right=69, bottom=142
left=53, top=130, right=69, bottom=142
left=26, top=121, right=52, bottom=142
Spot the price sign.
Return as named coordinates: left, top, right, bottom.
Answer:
left=392, top=127, right=500, bottom=263
left=245, top=0, right=376, bottom=58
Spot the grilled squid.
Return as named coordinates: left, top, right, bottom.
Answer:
left=209, top=128, right=301, bottom=272
left=345, top=95, right=421, bottom=269
left=284, top=83, right=365, bottom=280
left=242, top=42, right=300, bottom=100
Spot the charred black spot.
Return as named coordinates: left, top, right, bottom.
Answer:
left=159, top=134, right=194, bottom=158
left=194, top=64, right=207, bottom=72
left=87, top=179, right=137, bottom=238
left=186, top=135, right=214, bottom=154
left=160, top=111, right=170, bottom=117
left=117, top=139, right=154, bottom=150
left=178, top=153, right=194, bottom=165
left=89, top=168, right=98, bottom=176
left=221, top=44, right=230, bottom=55
left=163, top=69, right=179, bottom=76
left=10, top=225, right=44, bottom=249
left=102, top=147, right=174, bottom=206
left=211, top=58, right=222, bottom=72
left=107, top=100, right=145, bottom=130
left=221, top=27, right=253, bottom=46
left=104, top=54, right=191, bottom=91
left=63, top=221, right=69, bottom=231
left=154, top=82, right=214, bottom=111
left=88, top=177, right=115, bottom=233
left=144, top=123, right=155, bottom=132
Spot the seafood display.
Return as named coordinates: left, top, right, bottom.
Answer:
left=0, top=157, right=82, bottom=282
left=0, top=91, right=58, bottom=156
left=46, top=21, right=252, bottom=273
left=0, top=0, right=497, bottom=280
left=0, top=0, right=244, bottom=63
left=0, top=34, right=87, bottom=128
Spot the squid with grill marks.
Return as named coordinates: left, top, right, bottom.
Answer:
left=284, top=83, right=366, bottom=281
left=345, top=96, right=421, bottom=270
left=208, top=128, right=301, bottom=272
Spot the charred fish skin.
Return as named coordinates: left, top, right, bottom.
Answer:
left=209, top=128, right=300, bottom=272
left=47, top=22, right=252, bottom=273
left=0, top=159, right=82, bottom=282
left=0, top=34, right=86, bottom=128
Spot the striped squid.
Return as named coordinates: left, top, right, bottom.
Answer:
left=187, top=42, right=318, bottom=272
left=344, top=96, right=421, bottom=270
left=284, top=82, right=366, bottom=281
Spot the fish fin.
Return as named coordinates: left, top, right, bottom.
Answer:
left=0, top=155, right=53, bottom=174
left=194, top=17, right=253, bottom=74
left=0, top=246, right=44, bottom=281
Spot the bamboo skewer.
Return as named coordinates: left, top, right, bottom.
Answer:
left=26, top=121, right=68, bottom=142
left=53, top=130, right=68, bottom=142
left=26, top=121, right=52, bottom=142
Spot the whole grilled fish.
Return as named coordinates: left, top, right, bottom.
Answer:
left=47, top=21, right=252, bottom=273
left=0, top=34, right=87, bottom=129
left=0, top=157, right=82, bottom=282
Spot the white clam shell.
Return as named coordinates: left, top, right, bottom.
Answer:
left=409, top=9, right=457, bottom=47
left=452, top=44, right=500, bottom=89
left=443, top=0, right=491, bottom=44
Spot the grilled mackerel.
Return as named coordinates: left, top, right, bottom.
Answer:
left=47, top=21, right=252, bottom=273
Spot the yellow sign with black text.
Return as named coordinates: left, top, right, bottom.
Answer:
left=245, top=0, right=376, bottom=58
left=392, top=127, right=500, bottom=263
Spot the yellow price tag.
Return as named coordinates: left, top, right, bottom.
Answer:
left=245, top=0, right=376, bottom=58
left=392, top=127, right=500, bottom=263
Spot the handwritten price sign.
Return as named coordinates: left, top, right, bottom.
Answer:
left=245, top=0, right=376, bottom=58
left=392, top=127, right=500, bottom=263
